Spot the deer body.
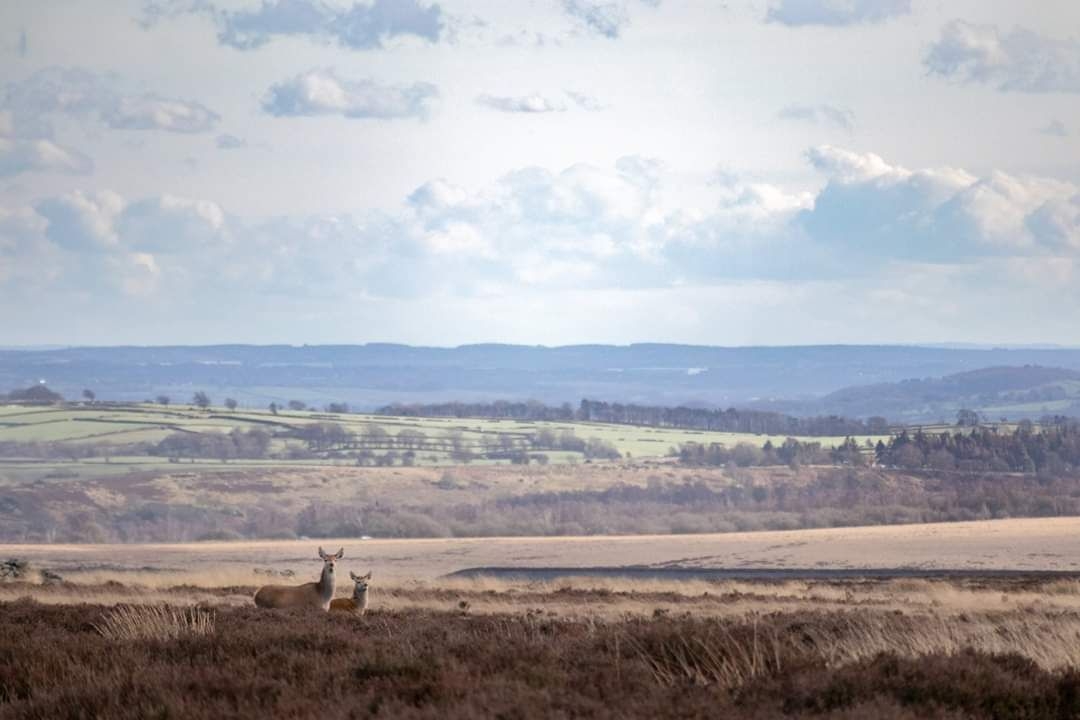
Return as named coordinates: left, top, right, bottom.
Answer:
left=330, top=571, right=371, bottom=615
left=254, top=547, right=343, bottom=611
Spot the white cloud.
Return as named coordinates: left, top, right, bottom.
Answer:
left=566, top=91, right=606, bottom=111
left=777, top=103, right=854, bottom=131
left=422, top=221, right=494, bottom=258
left=1038, top=120, right=1068, bottom=137
left=0, top=67, right=219, bottom=137
left=563, top=0, right=630, bottom=38
left=36, top=190, right=127, bottom=251
left=802, top=146, right=1080, bottom=261
left=4, top=147, right=1080, bottom=341
left=216, top=133, right=246, bottom=149
left=1026, top=197, right=1080, bottom=251
left=119, top=195, right=227, bottom=253
left=561, top=0, right=657, bottom=39
left=766, top=0, right=911, bottom=27
left=805, top=144, right=913, bottom=183
left=925, top=20, right=1080, bottom=93
left=142, top=0, right=445, bottom=51
left=112, top=252, right=161, bottom=295
left=0, top=136, right=93, bottom=177
left=476, top=94, right=567, bottom=113
left=262, top=69, right=437, bottom=119
left=103, top=95, right=219, bottom=133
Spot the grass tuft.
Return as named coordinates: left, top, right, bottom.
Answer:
left=92, top=603, right=215, bottom=641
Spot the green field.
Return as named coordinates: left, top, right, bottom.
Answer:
left=0, top=402, right=891, bottom=482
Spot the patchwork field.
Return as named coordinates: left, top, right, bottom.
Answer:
left=0, top=402, right=889, bottom=481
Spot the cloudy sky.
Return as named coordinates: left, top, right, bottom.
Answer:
left=1, top=0, right=1079, bottom=347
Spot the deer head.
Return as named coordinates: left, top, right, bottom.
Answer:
left=350, top=570, right=371, bottom=597
left=318, top=546, right=344, bottom=577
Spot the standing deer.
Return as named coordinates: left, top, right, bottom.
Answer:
left=330, top=571, right=371, bottom=615
left=253, top=547, right=343, bottom=610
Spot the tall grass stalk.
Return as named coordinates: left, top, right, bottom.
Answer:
left=92, top=604, right=215, bottom=641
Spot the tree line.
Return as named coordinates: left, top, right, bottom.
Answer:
left=874, top=420, right=1080, bottom=475
left=679, top=420, right=1080, bottom=478
left=678, top=437, right=867, bottom=469
left=378, top=399, right=886, bottom=437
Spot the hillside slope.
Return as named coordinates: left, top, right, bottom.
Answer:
left=6, top=344, right=1080, bottom=411
left=805, top=366, right=1080, bottom=422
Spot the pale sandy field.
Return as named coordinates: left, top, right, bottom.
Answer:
left=3, top=516, right=1077, bottom=582
left=5, top=518, right=1080, bottom=620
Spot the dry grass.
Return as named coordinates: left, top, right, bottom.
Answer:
left=631, top=617, right=784, bottom=688
left=91, top=603, right=216, bottom=641
left=6, top=599, right=1080, bottom=719
left=807, top=612, right=1080, bottom=670
left=11, top=570, right=1080, bottom=620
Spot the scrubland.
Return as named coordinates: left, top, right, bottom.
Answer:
left=5, top=573, right=1080, bottom=718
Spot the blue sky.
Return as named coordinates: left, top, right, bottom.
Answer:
left=1, top=0, right=1079, bottom=346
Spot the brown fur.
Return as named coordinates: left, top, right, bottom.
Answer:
left=330, top=570, right=370, bottom=614
left=253, top=547, right=342, bottom=610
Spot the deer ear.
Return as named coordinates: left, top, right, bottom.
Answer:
left=318, top=546, right=327, bottom=560
left=350, top=571, right=360, bottom=581
left=335, top=547, right=344, bottom=559
left=363, top=571, right=372, bottom=580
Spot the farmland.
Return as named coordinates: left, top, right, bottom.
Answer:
left=0, top=401, right=889, bottom=483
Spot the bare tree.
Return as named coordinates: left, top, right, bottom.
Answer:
left=82, top=389, right=96, bottom=403
left=225, top=398, right=238, bottom=411
left=156, top=395, right=170, bottom=406
left=192, top=391, right=211, bottom=409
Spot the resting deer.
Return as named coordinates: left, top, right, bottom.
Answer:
left=330, top=571, right=371, bottom=615
left=253, top=547, right=343, bottom=611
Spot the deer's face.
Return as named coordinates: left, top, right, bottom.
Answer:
left=318, top=546, right=344, bottom=576
left=350, top=571, right=372, bottom=593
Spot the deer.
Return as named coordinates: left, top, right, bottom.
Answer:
left=330, top=571, right=371, bottom=615
left=253, top=547, right=343, bottom=611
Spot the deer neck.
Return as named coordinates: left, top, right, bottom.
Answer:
left=353, top=585, right=368, bottom=607
left=317, top=563, right=335, bottom=602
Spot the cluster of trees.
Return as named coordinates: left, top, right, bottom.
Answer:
left=678, top=437, right=867, bottom=468
left=378, top=399, right=884, bottom=437
left=151, top=428, right=272, bottom=462
left=875, top=420, right=1080, bottom=475
left=2, top=385, right=64, bottom=404
left=678, top=421, right=1080, bottom=477
left=0, top=440, right=146, bottom=461
left=381, top=400, right=576, bottom=421
left=282, top=422, right=620, bottom=465
left=268, top=400, right=348, bottom=414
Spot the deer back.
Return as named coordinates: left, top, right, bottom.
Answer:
left=254, top=581, right=328, bottom=609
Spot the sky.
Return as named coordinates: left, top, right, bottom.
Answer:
left=1, top=0, right=1079, bottom=347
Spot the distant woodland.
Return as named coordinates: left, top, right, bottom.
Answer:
left=379, top=399, right=883, bottom=436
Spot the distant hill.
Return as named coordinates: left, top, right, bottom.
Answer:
left=797, top=366, right=1080, bottom=422
left=6, top=345, right=1080, bottom=417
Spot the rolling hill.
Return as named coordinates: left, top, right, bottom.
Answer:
left=5, top=344, right=1080, bottom=413
left=798, top=366, right=1080, bottom=422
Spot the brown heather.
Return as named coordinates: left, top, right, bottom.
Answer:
left=3, top=599, right=1080, bottom=719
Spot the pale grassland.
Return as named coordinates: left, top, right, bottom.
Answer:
left=4, top=517, right=1080, bottom=618
left=10, top=567, right=1080, bottom=669
left=5, top=516, right=1079, bottom=581
left=0, top=403, right=890, bottom=460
